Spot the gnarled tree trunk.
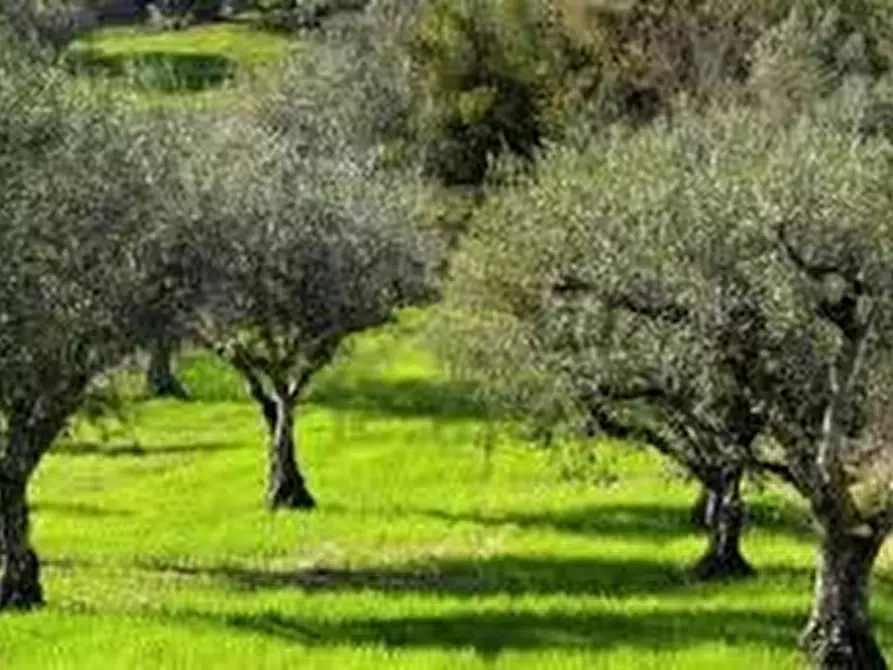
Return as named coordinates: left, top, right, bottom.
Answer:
left=690, top=484, right=723, bottom=530
left=691, top=486, right=709, bottom=529
left=146, top=336, right=189, bottom=400
left=0, top=383, right=87, bottom=612
left=800, top=531, right=887, bottom=670
left=264, top=395, right=315, bottom=511
left=0, top=472, right=42, bottom=611
left=692, top=465, right=755, bottom=581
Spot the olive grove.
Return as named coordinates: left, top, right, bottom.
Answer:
left=442, top=84, right=893, bottom=668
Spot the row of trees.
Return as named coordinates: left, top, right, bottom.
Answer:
left=438, top=16, right=893, bottom=670
left=7, top=1, right=893, bottom=669
left=0, top=21, right=438, bottom=609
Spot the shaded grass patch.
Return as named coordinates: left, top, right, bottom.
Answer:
left=135, top=554, right=695, bottom=598
left=411, top=500, right=816, bottom=541
left=64, top=49, right=236, bottom=92
left=175, top=607, right=804, bottom=655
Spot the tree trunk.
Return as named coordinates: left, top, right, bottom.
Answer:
left=690, top=485, right=722, bottom=530
left=146, top=336, right=189, bottom=400
left=800, top=531, right=887, bottom=670
left=692, top=466, right=755, bottom=581
left=265, top=396, right=315, bottom=511
left=0, top=473, right=42, bottom=611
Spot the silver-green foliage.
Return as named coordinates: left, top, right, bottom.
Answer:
left=444, top=90, right=893, bottom=664
left=0, top=39, right=200, bottom=608
left=178, top=67, right=441, bottom=507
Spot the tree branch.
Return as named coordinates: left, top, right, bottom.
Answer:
left=552, top=275, right=690, bottom=322
left=751, top=458, right=799, bottom=487
left=817, top=306, right=875, bottom=475
left=777, top=220, right=844, bottom=282
left=287, top=338, right=339, bottom=402
left=587, top=404, right=705, bottom=475
left=583, top=379, right=721, bottom=457
left=225, top=344, right=276, bottom=425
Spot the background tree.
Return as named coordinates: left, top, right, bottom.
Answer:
left=145, top=333, right=190, bottom=400
left=180, top=108, right=440, bottom=510
left=354, top=0, right=893, bottom=195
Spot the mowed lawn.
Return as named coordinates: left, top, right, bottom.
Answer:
left=3, top=313, right=893, bottom=669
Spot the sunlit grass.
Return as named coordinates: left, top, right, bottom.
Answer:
left=74, top=22, right=291, bottom=68
left=64, top=21, right=295, bottom=108
left=18, top=20, right=893, bottom=670
left=5, top=313, right=893, bottom=669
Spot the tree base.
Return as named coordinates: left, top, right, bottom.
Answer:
left=800, top=618, right=887, bottom=670
left=690, top=490, right=709, bottom=530
left=691, top=548, right=756, bottom=582
left=0, top=550, right=44, bottom=612
left=268, top=481, right=317, bottom=511
left=147, top=375, right=190, bottom=401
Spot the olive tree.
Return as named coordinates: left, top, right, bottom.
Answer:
left=445, top=92, right=893, bottom=667
left=667, top=105, right=893, bottom=670
left=441, top=119, right=788, bottom=581
left=0, top=39, right=200, bottom=610
left=181, top=111, right=439, bottom=510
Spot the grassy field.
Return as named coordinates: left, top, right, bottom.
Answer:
left=3, top=313, right=893, bottom=669
left=8, top=19, right=893, bottom=670
left=64, top=21, right=294, bottom=106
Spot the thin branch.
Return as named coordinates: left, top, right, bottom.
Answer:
left=751, top=458, right=799, bottom=487
left=584, top=379, right=721, bottom=456
left=777, top=221, right=874, bottom=349
left=225, top=344, right=276, bottom=424
left=777, top=220, right=843, bottom=282
left=587, top=404, right=704, bottom=475
left=289, top=339, right=339, bottom=402
left=817, top=305, right=876, bottom=475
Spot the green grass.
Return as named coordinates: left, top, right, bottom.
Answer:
left=5, top=313, right=893, bottom=669
left=64, top=22, right=294, bottom=107
left=28, top=21, right=893, bottom=670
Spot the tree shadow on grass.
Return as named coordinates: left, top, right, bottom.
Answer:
left=172, top=607, right=806, bottom=657
left=137, top=553, right=814, bottom=599
left=54, top=441, right=240, bottom=458
left=32, top=501, right=132, bottom=518
left=306, top=377, right=490, bottom=421
left=64, top=49, right=236, bottom=93
left=410, top=500, right=816, bottom=542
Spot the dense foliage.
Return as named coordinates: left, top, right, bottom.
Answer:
left=328, top=0, right=893, bottom=192
left=10, top=3, right=893, bottom=668
left=0, top=35, right=200, bottom=608
left=177, top=105, right=439, bottom=508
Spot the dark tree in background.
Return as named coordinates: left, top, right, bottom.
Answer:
left=145, top=334, right=190, bottom=400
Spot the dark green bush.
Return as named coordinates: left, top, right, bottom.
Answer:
left=405, top=0, right=573, bottom=186
left=388, top=0, right=893, bottom=187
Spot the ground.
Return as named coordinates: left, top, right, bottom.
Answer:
left=4, top=314, right=891, bottom=669
left=5, top=20, right=893, bottom=670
